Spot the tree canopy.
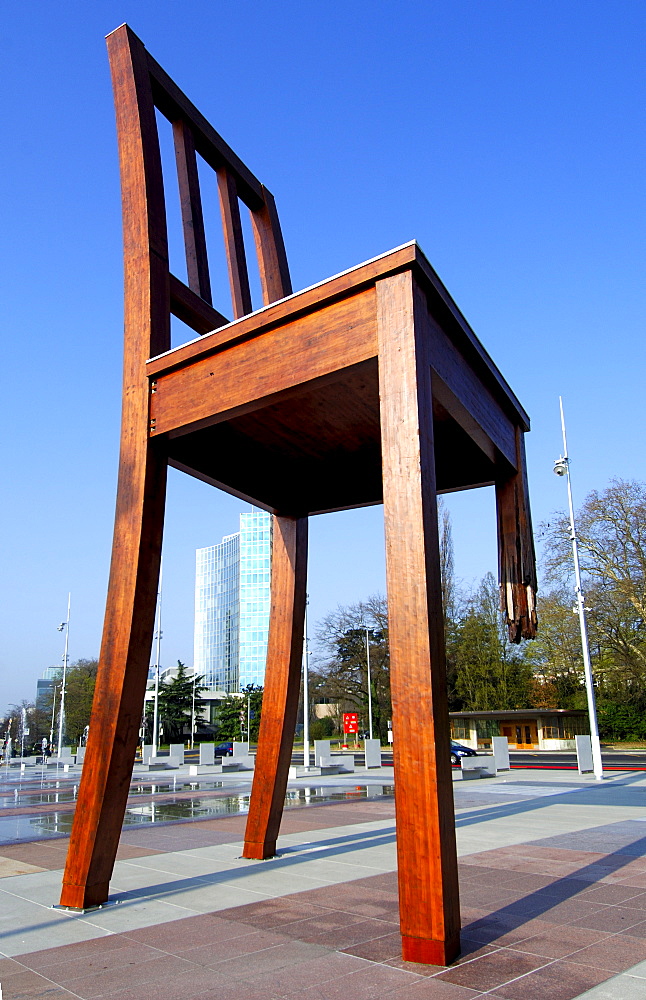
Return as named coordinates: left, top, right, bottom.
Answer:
left=540, top=478, right=646, bottom=736
left=213, top=684, right=264, bottom=741
left=147, top=661, right=207, bottom=742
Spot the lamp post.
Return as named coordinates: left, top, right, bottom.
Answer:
left=302, top=596, right=310, bottom=767
left=190, top=670, right=196, bottom=750
left=56, top=593, right=71, bottom=757
left=49, top=683, right=58, bottom=752
left=553, top=397, right=603, bottom=780
left=152, top=560, right=163, bottom=757
left=361, top=625, right=373, bottom=740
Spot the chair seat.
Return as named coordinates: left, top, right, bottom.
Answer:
left=148, top=242, right=527, bottom=514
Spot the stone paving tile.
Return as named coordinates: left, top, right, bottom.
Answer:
left=615, top=873, right=646, bottom=889
left=484, top=959, right=614, bottom=999
left=622, top=891, right=646, bottom=909
left=0, top=841, right=70, bottom=870
left=9, top=812, right=646, bottom=999
left=39, top=952, right=200, bottom=997
left=459, top=914, right=535, bottom=947
left=295, top=962, right=424, bottom=1000
left=121, top=912, right=258, bottom=950
left=11, top=935, right=141, bottom=970
left=216, top=896, right=331, bottom=929
left=505, top=923, right=611, bottom=959
left=25, top=941, right=165, bottom=983
left=562, top=933, right=646, bottom=973
left=385, top=983, right=482, bottom=999
left=349, top=871, right=399, bottom=892
left=526, top=898, right=608, bottom=923
left=96, top=966, right=273, bottom=1000
left=434, top=949, right=548, bottom=991
left=173, top=927, right=294, bottom=966
left=579, top=883, right=646, bottom=905
left=0, top=968, right=75, bottom=998
left=243, top=950, right=368, bottom=995
left=0, top=857, right=47, bottom=878
left=602, top=917, right=646, bottom=939
left=570, top=904, right=646, bottom=932
left=209, top=939, right=330, bottom=980
left=340, top=930, right=403, bottom=962
left=384, top=939, right=498, bottom=976
left=0, top=956, right=31, bottom=978
left=280, top=916, right=397, bottom=949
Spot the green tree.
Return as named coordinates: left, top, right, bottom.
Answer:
left=309, top=716, right=336, bottom=740
left=64, top=659, right=98, bottom=742
left=1, top=700, right=50, bottom=754
left=151, top=661, right=207, bottom=743
left=454, top=574, right=533, bottom=710
left=214, top=684, right=263, bottom=741
left=522, top=589, right=586, bottom=708
left=39, top=658, right=99, bottom=746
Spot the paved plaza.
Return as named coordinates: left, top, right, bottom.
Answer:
left=3, top=764, right=646, bottom=998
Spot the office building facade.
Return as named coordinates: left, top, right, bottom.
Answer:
left=194, top=511, right=271, bottom=693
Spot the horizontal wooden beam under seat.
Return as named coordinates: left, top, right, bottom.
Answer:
left=427, top=313, right=517, bottom=470
left=149, top=288, right=377, bottom=437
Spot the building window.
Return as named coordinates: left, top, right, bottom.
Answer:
left=451, top=720, right=470, bottom=740
left=543, top=715, right=588, bottom=739
left=194, top=511, right=272, bottom=693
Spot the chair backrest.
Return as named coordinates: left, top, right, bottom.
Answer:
left=106, top=24, right=292, bottom=352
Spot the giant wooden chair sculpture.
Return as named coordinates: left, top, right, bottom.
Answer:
left=60, top=24, right=537, bottom=966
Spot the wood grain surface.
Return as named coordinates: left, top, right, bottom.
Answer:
left=377, top=271, right=461, bottom=966
left=60, top=24, right=169, bottom=909
left=242, top=516, right=308, bottom=859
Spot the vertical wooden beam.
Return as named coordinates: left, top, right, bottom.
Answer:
left=242, top=515, right=308, bottom=859
left=173, top=119, right=212, bottom=304
left=217, top=167, right=253, bottom=318
left=251, top=184, right=292, bottom=305
left=377, top=270, right=461, bottom=966
left=60, top=24, right=170, bottom=910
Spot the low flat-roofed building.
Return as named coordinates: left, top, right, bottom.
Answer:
left=450, top=709, right=589, bottom=751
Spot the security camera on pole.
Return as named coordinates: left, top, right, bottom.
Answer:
left=553, top=398, right=603, bottom=780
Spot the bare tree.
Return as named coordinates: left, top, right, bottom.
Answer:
left=542, top=479, right=646, bottom=698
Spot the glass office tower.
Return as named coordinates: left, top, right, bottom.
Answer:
left=194, top=511, right=271, bottom=693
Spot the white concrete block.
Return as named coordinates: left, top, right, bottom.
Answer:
left=364, top=739, right=382, bottom=768
left=492, top=737, right=510, bottom=771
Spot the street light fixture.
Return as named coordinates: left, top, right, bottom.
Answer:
left=56, top=593, right=71, bottom=757
left=553, top=397, right=603, bottom=780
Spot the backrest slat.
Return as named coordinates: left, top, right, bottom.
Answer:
left=173, top=120, right=212, bottom=304
left=252, top=186, right=292, bottom=304
left=108, top=24, right=291, bottom=340
left=147, top=52, right=264, bottom=210
left=218, top=168, right=253, bottom=319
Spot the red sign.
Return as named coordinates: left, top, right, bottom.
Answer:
left=343, top=712, right=359, bottom=734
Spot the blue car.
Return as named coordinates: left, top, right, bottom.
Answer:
left=214, top=741, right=234, bottom=757
left=450, top=741, right=478, bottom=766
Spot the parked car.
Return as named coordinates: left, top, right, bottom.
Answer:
left=213, top=741, right=234, bottom=757
left=450, top=740, right=478, bottom=766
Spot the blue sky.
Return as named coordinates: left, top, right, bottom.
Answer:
left=2, top=1, right=644, bottom=711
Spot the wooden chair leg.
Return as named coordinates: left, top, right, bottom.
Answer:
left=377, top=271, right=461, bottom=966
left=243, top=515, right=308, bottom=860
left=59, top=443, right=167, bottom=909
